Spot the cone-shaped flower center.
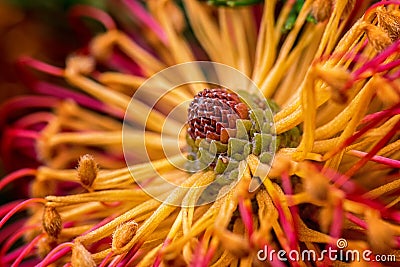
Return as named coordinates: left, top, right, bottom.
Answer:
left=187, top=88, right=249, bottom=144
left=186, top=88, right=298, bottom=175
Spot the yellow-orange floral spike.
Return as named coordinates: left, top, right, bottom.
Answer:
left=42, top=206, right=62, bottom=239
left=77, top=154, right=98, bottom=188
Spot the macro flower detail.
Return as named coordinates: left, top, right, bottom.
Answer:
left=0, top=1, right=400, bottom=266
left=77, top=154, right=98, bottom=188
left=186, top=88, right=300, bottom=175
left=42, top=206, right=62, bottom=239
left=187, top=88, right=249, bottom=143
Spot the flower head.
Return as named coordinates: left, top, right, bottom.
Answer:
left=0, top=0, right=400, bottom=266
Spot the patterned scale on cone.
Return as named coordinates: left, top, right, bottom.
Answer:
left=187, top=88, right=249, bottom=144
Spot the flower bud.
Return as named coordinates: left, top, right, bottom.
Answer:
left=377, top=8, right=400, bottom=41
left=364, top=24, right=392, bottom=52
left=42, top=206, right=62, bottom=239
left=77, top=154, right=98, bottom=188
left=112, top=220, right=138, bottom=251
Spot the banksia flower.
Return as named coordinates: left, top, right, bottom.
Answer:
left=0, top=1, right=400, bottom=266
